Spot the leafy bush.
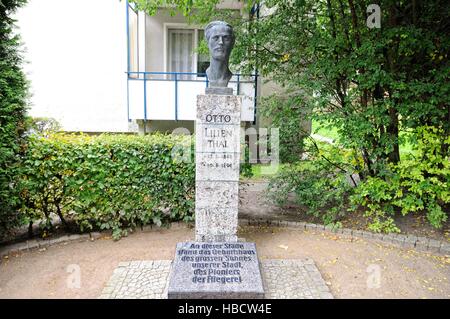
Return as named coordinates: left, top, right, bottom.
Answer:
left=267, top=140, right=354, bottom=225
left=259, top=95, right=309, bottom=163
left=19, top=133, right=195, bottom=239
left=350, top=126, right=449, bottom=233
left=18, top=132, right=255, bottom=239
left=0, top=0, right=29, bottom=240
left=240, top=142, right=253, bottom=178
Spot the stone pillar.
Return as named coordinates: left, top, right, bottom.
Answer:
left=167, top=91, right=265, bottom=299
left=195, top=93, right=241, bottom=242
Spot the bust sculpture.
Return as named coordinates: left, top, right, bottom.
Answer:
left=205, top=21, right=235, bottom=89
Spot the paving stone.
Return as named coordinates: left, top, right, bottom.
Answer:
left=100, top=259, right=333, bottom=299
left=341, top=228, right=353, bottom=237
left=3, top=243, right=27, bottom=254
left=295, top=222, right=307, bottom=230
left=440, top=243, right=450, bottom=255
left=47, top=236, right=70, bottom=245
left=403, top=235, right=418, bottom=248
left=279, top=220, right=289, bottom=227
left=381, top=234, right=394, bottom=243
left=68, top=234, right=81, bottom=241
left=361, top=231, right=373, bottom=239
left=142, top=225, right=153, bottom=232
left=415, top=237, right=430, bottom=251
left=353, top=230, right=364, bottom=238
left=305, top=223, right=317, bottom=230
left=260, top=259, right=333, bottom=299
left=90, top=232, right=102, bottom=240
left=372, top=233, right=384, bottom=242
left=428, top=239, right=442, bottom=253
left=26, top=240, right=40, bottom=250
left=391, top=234, right=406, bottom=246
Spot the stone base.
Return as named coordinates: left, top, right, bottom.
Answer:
left=167, top=242, right=264, bottom=299
left=195, top=234, right=238, bottom=242
left=99, top=258, right=333, bottom=299
left=205, top=87, right=233, bottom=95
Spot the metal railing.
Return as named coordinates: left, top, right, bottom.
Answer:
left=126, top=71, right=258, bottom=122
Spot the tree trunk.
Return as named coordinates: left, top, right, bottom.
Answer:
left=56, top=199, right=70, bottom=232
left=28, top=221, right=33, bottom=239
left=387, top=106, right=400, bottom=164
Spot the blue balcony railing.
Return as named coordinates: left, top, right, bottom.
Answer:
left=126, top=71, right=258, bottom=122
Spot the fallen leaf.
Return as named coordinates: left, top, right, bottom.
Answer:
left=278, top=245, right=288, bottom=250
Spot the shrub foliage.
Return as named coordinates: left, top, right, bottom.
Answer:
left=19, top=133, right=196, bottom=239
left=267, top=140, right=354, bottom=226
left=350, top=126, right=449, bottom=232
left=0, top=0, right=29, bottom=239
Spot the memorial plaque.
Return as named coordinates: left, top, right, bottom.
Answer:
left=196, top=152, right=240, bottom=181
left=167, top=242, right=265, bottom=299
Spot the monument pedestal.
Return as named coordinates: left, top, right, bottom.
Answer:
left=167, top=92, right=265, bottom=299
left=194, top=94, right=242, bottom=242
left=167, top=242, right=264, bottom=299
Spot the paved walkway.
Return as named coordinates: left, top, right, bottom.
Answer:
left=99, top=259, right=333, bottom=299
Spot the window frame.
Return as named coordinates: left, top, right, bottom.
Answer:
left=163, top=23, right=207, bottom=80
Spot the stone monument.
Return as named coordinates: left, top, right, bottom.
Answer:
left=167, top=21, right=265, bottom=299
left=101, top=22, right=332, bottom=300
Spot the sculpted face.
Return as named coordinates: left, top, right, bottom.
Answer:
left=207, top=25, right=234, bottom=61
left=204, top=21, right=235, bottom=88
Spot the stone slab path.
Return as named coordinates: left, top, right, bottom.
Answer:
left=99, top=259, right=333, bottom=299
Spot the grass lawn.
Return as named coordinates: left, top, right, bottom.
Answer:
left=311, top=120, right=417, bottom=157
left=311, top=120, right=340, bottom=141
left=240, top=163, right=286, bottom=180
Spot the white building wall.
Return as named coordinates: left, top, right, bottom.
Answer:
left=15, top=0, right=132, bottom=132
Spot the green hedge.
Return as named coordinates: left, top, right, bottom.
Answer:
left=19, top=133, right=195, bottom=239
left=0, top=0, right=29, bottom=239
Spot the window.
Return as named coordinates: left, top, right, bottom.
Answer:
left=168, top=29, right=194, bottom=80
left=166, top=27, right=209, bottom=79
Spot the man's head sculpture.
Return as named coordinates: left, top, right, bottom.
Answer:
left=205, top=21, right=235, bottom=88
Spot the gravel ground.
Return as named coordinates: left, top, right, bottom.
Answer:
left=0, top=225, right=448, bottom=299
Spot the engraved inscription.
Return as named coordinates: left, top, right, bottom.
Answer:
left=196, top=153, right=239, bottom=181
left=176, top=243, right=256, bottom=284
left=196, top=123, right=240, bottom=153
